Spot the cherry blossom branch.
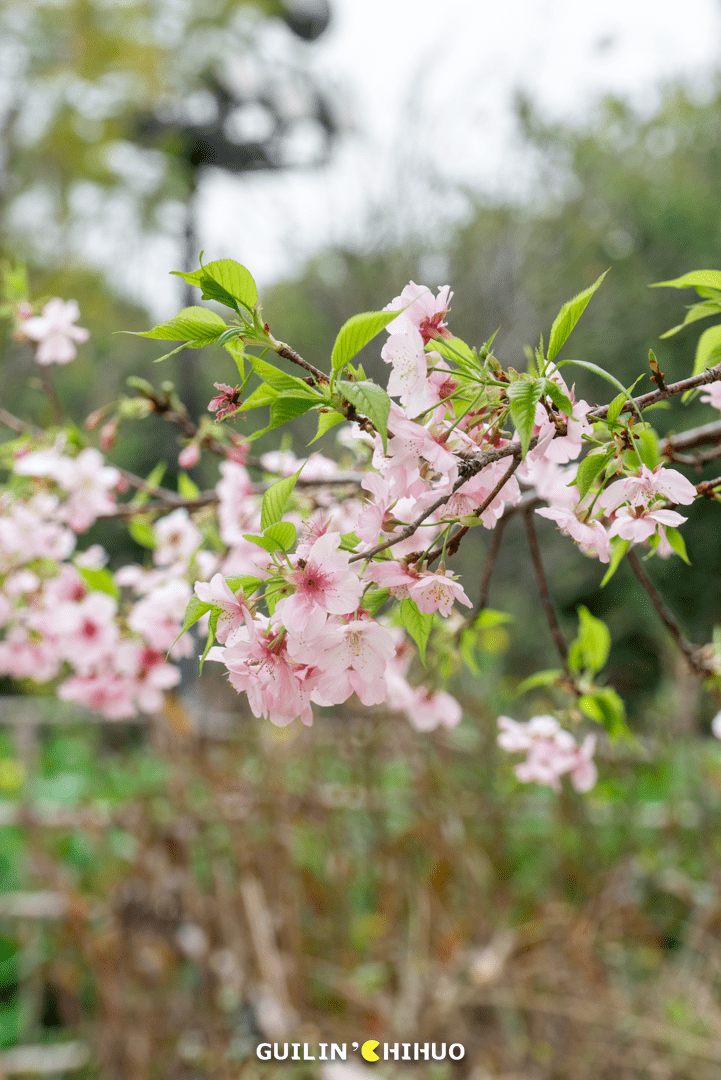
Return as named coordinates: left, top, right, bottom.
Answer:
left=664, top=418, right=721, bottom=452
left=589, top=362, right=721, bottom=420
left=523, top=508, right=568, bottom=665
left=475, top=515, right=507, bottom=613
left=626, top=548, right=711, bottom=676
left=274, top=343, right=328, bottom=386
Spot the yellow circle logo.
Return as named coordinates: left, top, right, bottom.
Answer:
left=361, top=1041, right=379, bottom=1062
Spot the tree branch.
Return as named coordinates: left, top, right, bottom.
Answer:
left=523, top=509, right=568, bottom=665
left=626, top=548, right=711, bottom=676
left=590, top=362, right=721, bottom=420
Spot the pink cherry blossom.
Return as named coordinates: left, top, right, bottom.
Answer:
left=599, top=463, right=696, bottom=514
left=208, top=620, right=318, bottom=727
left=153, top=508, right=202, bottom=568
left=275, top=532, right=364, bottom=637
left=384, top=282, right=453, bottom=344
left=288, top=612, right=396, bottom=707
left=381, top=325, right=428, bottom=414
left=497, top=715, right=598, bottom=793
left=21, top=299, right=89, bottom=365
left=58, top=673, right=135, bottom=720
left=208, top=382, right=242, bottom=422
left=701, top=383, right=721, bottom=411
left=606, top=506, right=687, bottom=544
left=536, top=506, right=611, bottom=562
left=193, top=573, right=253, bottom=646
left=402, top=687, right=462, bottom=731
left=408, top=569, right=472, bottom=617
left=128, top=579, right=193, bottom=655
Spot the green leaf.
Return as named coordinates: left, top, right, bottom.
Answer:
left=399, top=598, right=434, bottom=667
left=225, top=574, right=262, bottom=594
left=310, top=409, right=345, bottom=443
left=260, top=467, right=303, bottom=530
left=556, top=359, right=641, bottom=417
left=515, top=669, right=563, bottom=695
left=578, top=688, right=629, bottom=742
left=178, top=471, right=200, bottom=498
left=635, top=426, right=660, bottom=469
left=128, top=519, right=156, bottom=549
left=474, top=608, right=514, bottom=628
left=249, top=355, right=320, bottom=397
left=339, top=531, right=360, bottom=551
left=77, top=566, right=119, bottom=601
left=659, top=299, right=721, bottom=338
left=664, top=527, right=691, bottom=565
left=692, top=324, right=721, bottom=378
left=601, top=537, right=630, bottom=587
left=331, top=309, right=400, bottom=372
left=177, top=594, right=212, bottom=641
left=133, top=306, right=227, bottom=346
left=243, top=533, right=285, bottom=553
left=547, top=270, right=608, bottom=361
left=568, top=605, right=611, bottom=676
left=130, top=461, right=167, bottom=507
left=241, top=383, right=280, bottom=410
left=265, top=521, right=297, bottom=551
left=338, top=380, right=391, bottom=453
left=199, top=611, right=218, bottom=673
left=606, top=391, right=627, bottom=425
left=507, top=377, right=545, bottom=457
left=174, top=259, right=258, bottom=311
left=575, top=451, right=612, bottom=501
left=542, top=378, right=574, bottom=417
left=650, top=269, right=721, bottom=293
left=249, top=395, right=320, bottom=441
left=362, top=588, right=390, bottom=616
left=460, top=514, right=484, bottom=527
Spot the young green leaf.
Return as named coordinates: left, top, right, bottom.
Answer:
left=198, top=610, right=218, bottom=673
left=650, top=269, right=721, bottom=294
left=248, top=394, right=320, bottom=440
left=506, top=377, right=545, bottom=456
left=362, top=588, right=390, bottom=616
left=601, top=537, right=630, bottom=587
left=542, top=378, right=574, bottom=417
left=606, top=391, right=627, bottom=425
left=399, top=598, right=434, bottom=667
left=692, top=324, right=721, bottom=378
left=578, top=688, right=630, bottom=742
left=515, top=669, right=563, bottom=695
left=547, top=270, right=608, bottom=361
left=77, top=566, right=119, bottom=601
left=241, top=383, right=280, bottom=410
left=260, top=467, right=303, bottom=530
left=249, top=355, right=320, bottom=397
left=264, top=521, right=297, bottom=551
left=659, top=299, right=721, bottom=338
left=128, top=519, right=156, bottom=549
left=173, top=260, right=258, bottom=311
left=574, top=450, right=612, bottom=501
left=225, top=575, right=263, bottom=594
left=338, top=380, right=391, bottom=453
left=664, top=527, right=691, bottom=565
left=177, top=595, right=213, bottom=640
left=331, top=309, right=400, bottom=372
left=309, top=409, right=345, bottom=443
left=568, top=605, right=611, bottom=676
left=133, top=306, right=227, bottom=346
left=178, top=471, right=200, bottom=499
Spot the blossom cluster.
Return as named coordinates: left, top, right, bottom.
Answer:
left=3, top=263, right=717, bottom=795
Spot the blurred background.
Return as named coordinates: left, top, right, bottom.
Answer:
left=3, top=0, right=721, bottom=1076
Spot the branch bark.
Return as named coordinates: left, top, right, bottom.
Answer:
left=523, top=509, right=568, bottom=665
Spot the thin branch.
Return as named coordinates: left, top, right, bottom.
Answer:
left=590, top=361, right=721, bottom=420
left=275, top=344, right=328, bottom=386
left=425, top=456, right=523, bottom=566
left=475, top=515, right=507, bottom=612
left=523, top=509, right=568, bottom=665
left=626, top=548, right=710, bottom=675
left=664, top=418, right=721, bottom=452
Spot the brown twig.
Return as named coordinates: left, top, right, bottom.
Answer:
left=475, top=515, right=507, bottom=613
left=648, top=349, right=666, bottom=392
left=275, top=344, right=328, bottom=386
left=523, top=508, right=568, bottom=664
left=590, top=361, right=721, bottom=420
left=626, top=548, right=710, bottom=675
left=425, top=456, right=523, bottom=566
left=664, top=418, right=721, bottom=452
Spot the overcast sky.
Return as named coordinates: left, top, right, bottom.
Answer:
left=136, top=0, right=721, bottom=310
